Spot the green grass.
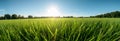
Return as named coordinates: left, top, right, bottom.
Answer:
left=0, top=18, right=120, bottom=41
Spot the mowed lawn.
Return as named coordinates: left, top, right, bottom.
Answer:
left=0, top=18, right=120, bottom=41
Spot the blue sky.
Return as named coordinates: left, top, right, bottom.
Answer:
left=0, top=0, right=120, bottom=17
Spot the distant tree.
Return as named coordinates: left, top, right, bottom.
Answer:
left=21, top=16, right=24, bottom=18
left=78, top=16, right=84, bottom=18
left=18, top=15, right=24, bottom=19
left=63, top=16, right=73, bottom=18
left=4, top=14, right=11, bottom=19
left=18, top=15, right=21, bottom=19
left=12, top=14, right=17, bottom=19
left=68, top=16, right=73, bottom=18
left=90, top=16, right=95, bottom=18
left=0, top=16, right=4, bottom=20
left=28, top=15, right=33, bottom=18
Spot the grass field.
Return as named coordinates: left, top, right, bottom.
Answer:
left=0, top=18, right=120, bottom=41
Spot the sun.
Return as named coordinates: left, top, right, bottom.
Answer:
left=45, top=5, right=61, bottom=16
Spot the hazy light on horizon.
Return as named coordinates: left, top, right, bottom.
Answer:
left=43, top=4, right=63, bottom=16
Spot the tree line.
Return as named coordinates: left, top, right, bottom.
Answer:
left=0, top=14, right=74, bottom=20
left=0, top=11, right=120, bottom=20
left=90, top=11, right=120, bottom=18
left=0, top=14, right=33, bottom=20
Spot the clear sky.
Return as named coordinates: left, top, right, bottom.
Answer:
left=0, top=0, right=120, bottom=17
